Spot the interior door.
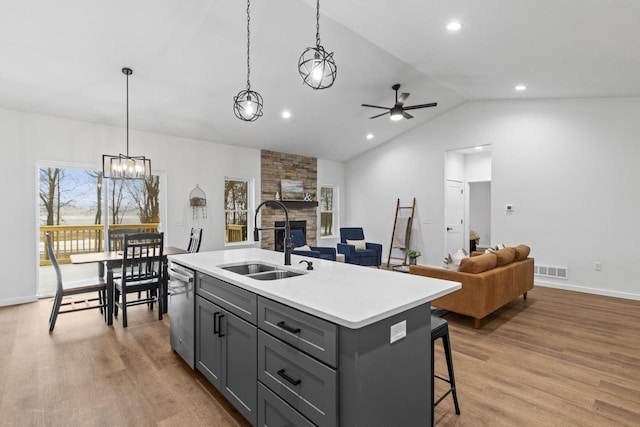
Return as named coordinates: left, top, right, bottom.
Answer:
left=445, top=180, right=464, bottom=255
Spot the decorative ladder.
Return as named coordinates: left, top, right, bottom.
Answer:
left=386, top=197, right=417, bottom=268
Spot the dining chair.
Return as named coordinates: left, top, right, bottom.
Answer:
left=187, top=227, right=203, bottom=253
left=46, top=232, right=107, bottom=332
left=113, top=232, right=164, bottom=327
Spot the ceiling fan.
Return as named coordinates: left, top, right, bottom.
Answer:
left=362, top=83, right=437, bottom=120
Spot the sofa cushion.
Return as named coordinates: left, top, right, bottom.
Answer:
left=494, top=247, right=516, bottom=266
left=346, top=239, right=367, bottom=250
left=458, top=253, right=497, bottom=273
left=513, top=244, right=531, bottom=260
left=452, top=248, right=469, bottom=266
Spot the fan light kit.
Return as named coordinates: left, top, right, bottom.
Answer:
left=362, top=84, right=438, bottom=121
left=233, top=0, right=263, bottom=122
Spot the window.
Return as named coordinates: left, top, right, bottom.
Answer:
left=224, top=178, right=250, bottom=243
left=37, top=164, right=162, bottom=297
left=320, top=185, right=338, bottom=237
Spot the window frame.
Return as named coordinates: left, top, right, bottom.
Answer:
left=224, top=176, right=254, bottom=246
left=319, top=184, right=338, bottom=239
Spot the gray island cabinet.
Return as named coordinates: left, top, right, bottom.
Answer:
left=170, top=248, right=460, bottom=427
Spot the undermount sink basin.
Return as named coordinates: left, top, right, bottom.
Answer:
left=220, top=262, right=276, bottom=275
left=218, top=262, right=306, bottom=281
left=245, top=270, right=304, bottom=280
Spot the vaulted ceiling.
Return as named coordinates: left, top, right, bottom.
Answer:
left=1, top=0, right=638, bottom=161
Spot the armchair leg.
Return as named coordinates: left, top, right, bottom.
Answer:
left=474, top=318, right=481, bottom=329
left=523, top=292, right=528, bottom=300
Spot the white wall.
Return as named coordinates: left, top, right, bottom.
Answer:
left=346, top=98, right=640, bottom=300
left=317, top=158, right=347, bottom=247
left=469, top=181, right=491, bottom=247
left=0, top=108, right=344, bottom=306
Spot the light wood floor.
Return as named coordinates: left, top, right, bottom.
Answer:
left=1, top=286, right=639, bottom=426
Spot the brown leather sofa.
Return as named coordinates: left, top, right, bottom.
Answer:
left=410, top=245, right=534, bottom=328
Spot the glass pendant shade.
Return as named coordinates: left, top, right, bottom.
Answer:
left=298, top=45, right=336, bottom=90
left=233, top=89, right=264, bottom=122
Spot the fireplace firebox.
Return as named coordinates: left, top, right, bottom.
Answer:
left=275, top=220, right=306, bottom=252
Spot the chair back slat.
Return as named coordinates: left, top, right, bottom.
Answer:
left=187, top=227, right=202, bottom=253
left=121, top=232, right=164, bottom=283
left=107, top=228, right=141, bottom=252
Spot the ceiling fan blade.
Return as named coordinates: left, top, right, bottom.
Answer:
left=361, top=103, right=390, bottom=110
left=369, top=111, right=390, bottom=119
left=397, top=92, right=410, bottom=107
left=403, top=102, right=438, bottom=111
left=402, top=111, right=414, bottom=119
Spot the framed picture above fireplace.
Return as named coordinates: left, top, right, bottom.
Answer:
left=281, top=179, right=305, bottom=201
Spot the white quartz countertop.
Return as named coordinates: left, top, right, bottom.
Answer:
left=169, top=248, right=460, bottom=329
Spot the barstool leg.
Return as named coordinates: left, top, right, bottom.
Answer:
left=442, top=333, right=460, bottom=415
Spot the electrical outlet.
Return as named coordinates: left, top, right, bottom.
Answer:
left=594, top=261, right=602, bottom=271
left=390, top=320, right=407, bottom=344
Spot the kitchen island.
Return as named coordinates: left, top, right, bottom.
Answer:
left=169, top=248, right=460, bottom=427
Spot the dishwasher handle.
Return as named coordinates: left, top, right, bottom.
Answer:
left=169, top=268, right=194, bottom=283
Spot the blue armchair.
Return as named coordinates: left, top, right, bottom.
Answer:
left=290, top=229, right=337, bottom=261
left=337, top=227, right=382, bottom=267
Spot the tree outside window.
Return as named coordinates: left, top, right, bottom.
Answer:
left=320, top=185, right=338, bottom=237
left=224, top=178, right=250, bottom=243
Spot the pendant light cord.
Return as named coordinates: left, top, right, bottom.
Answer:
left=246, top=0, right=251, bottom=91
left=315, top=0, right=321, bottom=48
left=126, top=71, right=129, bottom=156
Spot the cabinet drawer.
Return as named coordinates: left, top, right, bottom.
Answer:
left=258, top=296, right=337, bottom=367
left=258, top=382, right=316, bottom=427
left=196, top=273, right=257, bottom=324
left=258, top=331, right=337, bottom=427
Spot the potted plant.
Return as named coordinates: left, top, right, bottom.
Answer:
left=406, top=249, right=421, bottom=265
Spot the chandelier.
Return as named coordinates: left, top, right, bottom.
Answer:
left=233, top=0, right=263, bottom=121
left=102, top=67, right=152, bottom=179
left=298, top=0, right=337, bottom=90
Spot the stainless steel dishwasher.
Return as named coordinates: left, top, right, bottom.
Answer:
left=168, top=262, right=195, bottom=368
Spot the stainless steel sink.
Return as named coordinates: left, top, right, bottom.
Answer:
left=218, top=262, right=305, bottom=280
left=245, top=270, right=304, bottom=280
left=220, top=262, right=276, bottom=275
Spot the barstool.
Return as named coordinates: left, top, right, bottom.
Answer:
left=431, top=315, right=460, bottom=425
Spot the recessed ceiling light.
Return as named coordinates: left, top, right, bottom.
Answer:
left=366, top=133, right=374, bottom=140
left=282, top=110, right=291, bottom=119
left=447, top=21, right=462, bottom=31
left=515, top=85, right=527, bottom=91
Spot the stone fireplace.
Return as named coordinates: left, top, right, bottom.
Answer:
left=260, top=150, right=317, bottom=251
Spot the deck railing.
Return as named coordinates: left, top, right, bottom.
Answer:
left=40, top=223, right=159, bottom=265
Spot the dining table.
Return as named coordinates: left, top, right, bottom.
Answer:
left=70, top=246, right=188, bottom=325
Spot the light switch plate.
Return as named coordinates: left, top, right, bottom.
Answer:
left=390, top=320, right=407, bottom=344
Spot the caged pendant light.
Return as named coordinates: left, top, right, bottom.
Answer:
left=233, top=0, right=263, bottom=122
left=298, top=0, right=336, bottom=90
left=102, top=68, right=152, bottom=179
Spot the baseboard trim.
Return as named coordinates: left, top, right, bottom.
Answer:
left=0, top=295, right=39, bottom=307
left=534, top=280, right=640, bottom=301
